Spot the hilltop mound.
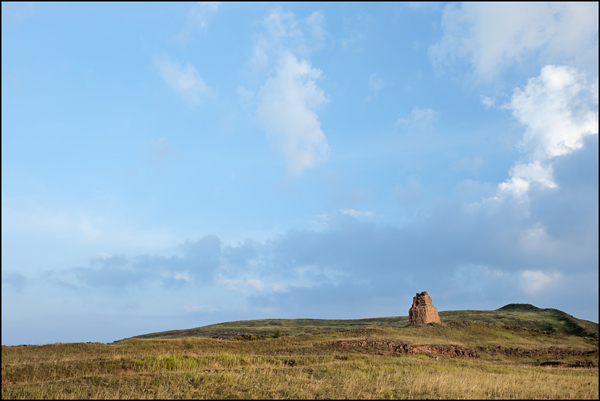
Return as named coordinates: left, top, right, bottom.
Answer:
left=497, top=303, right=542, bottom=312
left=121, top=305, right=598, bottom=342
left=493, top=304, right=598, bottom=340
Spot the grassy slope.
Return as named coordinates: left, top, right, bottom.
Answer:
left=3, top=304, right=598, bottom=399
left=3, top=323, right=599, bottom=399
left=124, top=303, right=599, bottom=341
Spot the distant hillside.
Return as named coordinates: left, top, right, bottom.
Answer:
left=122, top=304, right=598, bottom=342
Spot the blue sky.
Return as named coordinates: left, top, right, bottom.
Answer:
left=2, top=2, right=598, bottom=346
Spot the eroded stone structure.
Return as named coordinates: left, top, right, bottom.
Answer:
left=408, top=291, right=440, bottom=325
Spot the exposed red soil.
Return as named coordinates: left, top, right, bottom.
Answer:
left=331, top=339, right=478, bottom=358
left=483, top=345, right=597, bottom=358
left=331, top=339, right=598, bottom=363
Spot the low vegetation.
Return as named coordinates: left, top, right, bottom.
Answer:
left=125, top=303, right=599, bottom=341
left=2, top=304, right=598, bottom=399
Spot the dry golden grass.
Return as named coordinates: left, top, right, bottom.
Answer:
left=2, top=326, right=598, bottom=399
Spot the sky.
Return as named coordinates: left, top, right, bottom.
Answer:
left=2, top=2, right=598, bottom=346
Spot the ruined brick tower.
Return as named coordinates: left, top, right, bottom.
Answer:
left=408, top=291, right=440, bottom=325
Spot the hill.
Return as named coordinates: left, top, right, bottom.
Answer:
left=122, top=303, right=599, bottom=341
left=3, top=308, right=598, bottom=399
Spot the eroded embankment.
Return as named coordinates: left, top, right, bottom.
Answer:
left=331, top=339, right=598, bottom=366
left=486, top=345, right=597, bottom=358
left=332, top=339, right=478, bottom=358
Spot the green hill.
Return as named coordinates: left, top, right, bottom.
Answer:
left=122, top=303, right=598, bottom=341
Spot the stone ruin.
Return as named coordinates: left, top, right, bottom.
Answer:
left=408, top=291, right=440, bottom=325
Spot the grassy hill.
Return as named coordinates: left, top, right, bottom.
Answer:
left=3, top=303, right=598, bottom=399
left=123, top=303, right=599, bottom=341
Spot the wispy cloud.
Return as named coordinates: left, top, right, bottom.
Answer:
left=218, top=276, right=266, bottom=292
left=248, top=9, right=331, bottom=174
left=154, top=55, right=213, bottom=106
left=70, top=235, right=222, bottom=290
left=396, top=107, right=438, bottom=132
left=340, top=209, right=373, bottom=218
left=175, top=2, right=221, bottom=43
left=519, top=270, right=561, bottom=295
left=251, top=9, right=325, bottom=72
left=430, top=3, right=599, bottom=80
left=305, top=11, right=326, bottom=45
left=365, top=73, right=384, bottom=101
left=2, top=205, right=176, bottom=253
left=339, top=12, right=371, bottom=52
left=257, top=51, right=329, bottom=174
left=480, top=95, right=495, bottom=108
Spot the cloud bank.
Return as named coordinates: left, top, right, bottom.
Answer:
left=430, top=2, right=599, bottom=79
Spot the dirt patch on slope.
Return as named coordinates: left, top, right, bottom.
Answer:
left=332, top=339, right=598, bottom=363
left=481, top=345, right=597, bottom=358
left=332, top=339, right=478, bottom=358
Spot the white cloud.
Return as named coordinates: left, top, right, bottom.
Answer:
left=173, top=272, right=192, bottom=283
left=305, top=11, right=326, bottom=44
left=405, top=3, right=441, bottom=13
left=218, top=276, right=266, bottom=292
left=249, top=9, right=330, bottom=174
left=518, top=222, right=552, bottom=255
left=270, top=282, right=288, bottom=292
left=368, top=73, right=383, bottom=91
left=154, top=56, right=212, bottom=106
left=496, top=160, right=556, bottom=200
left=430, top=3, right=599, bottom=80
left=257, top=51, right=329, bottom=174
left=187, top=2, right=220, bottom=30
left=183, top=304, right=216, bottom=313
left=365, top=73, right=384, bottom=101
left=508, top=65, right=598, bottom=161
left=175, top=2, right=220, bottom=43
left=94, top=253, right=113, bottom=260
left=491, top=65, right=597, bottom=201
left=480, top=95, right=495, bottom=108
left=396, top=107, right=438, bottom=131
left=251, top=9, right=323, bottom=71
left=519, top=270, right=561, bottom=295
left=340, top=209, right=373, bottom=218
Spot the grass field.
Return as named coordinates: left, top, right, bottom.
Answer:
left=2, top=305, right=598, bottom=399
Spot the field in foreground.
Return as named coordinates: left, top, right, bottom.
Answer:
left=2, top=305, right=599, bottom=399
